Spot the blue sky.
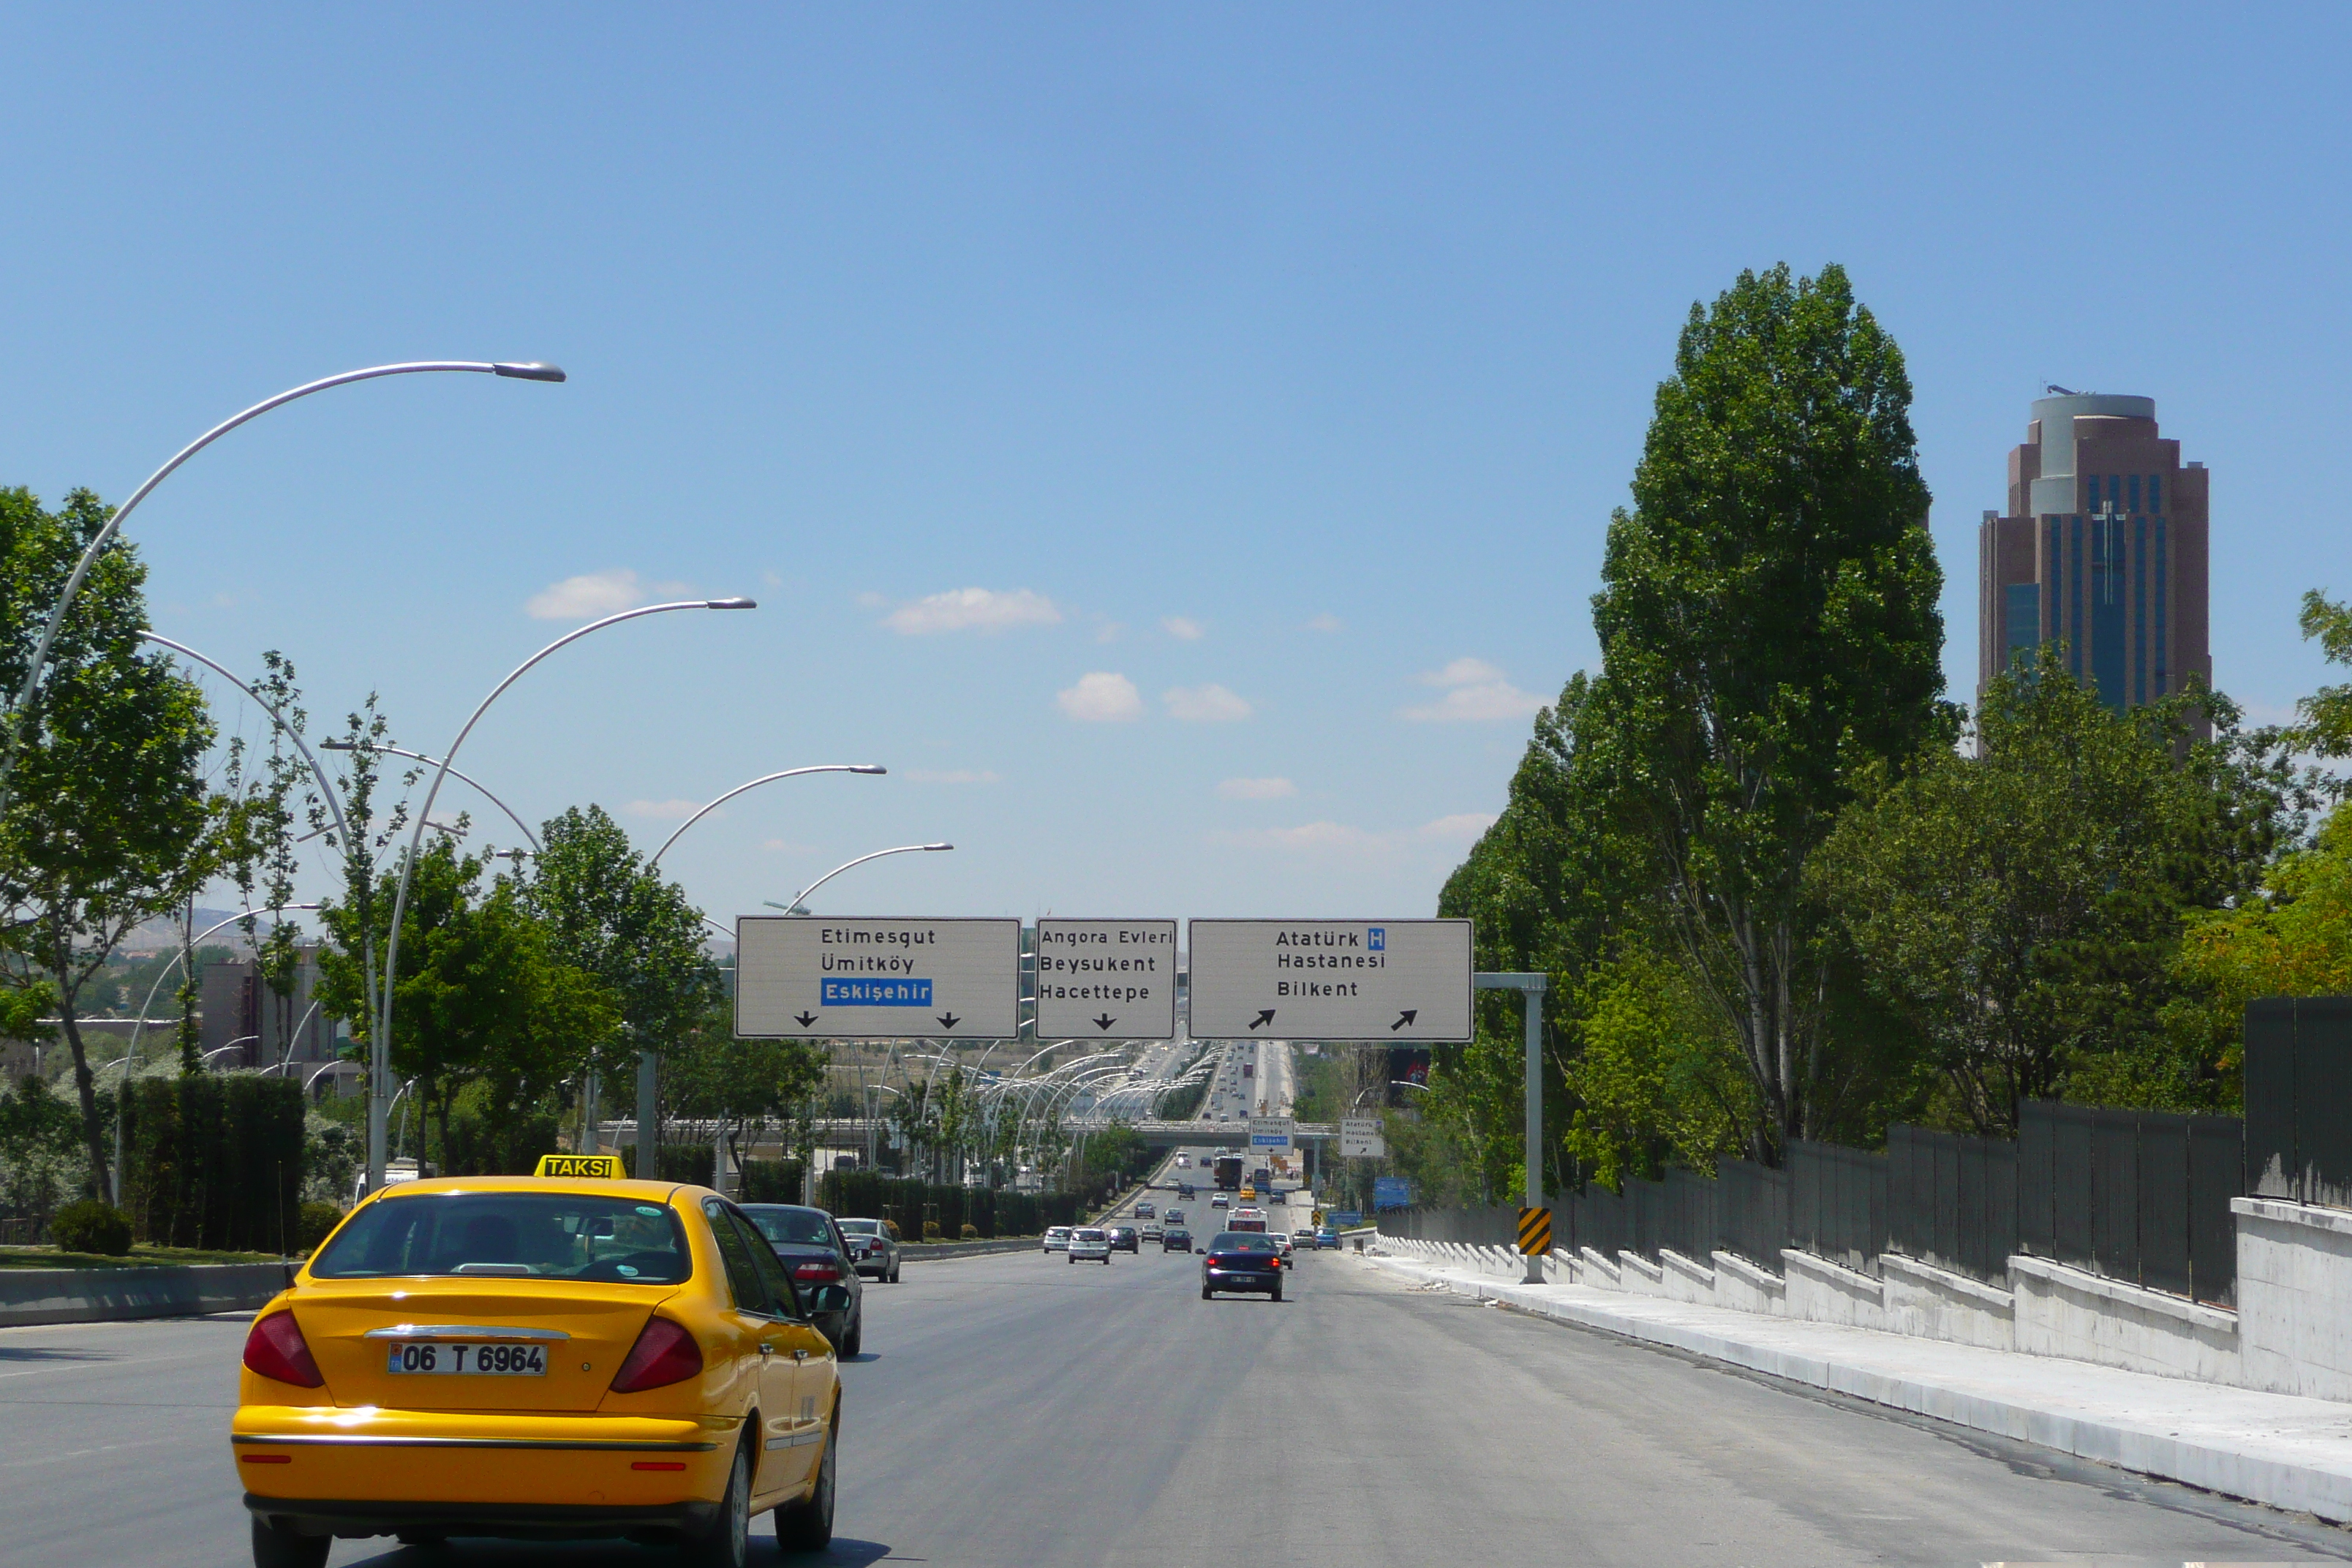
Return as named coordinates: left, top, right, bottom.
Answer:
left=5, top=5, right=2349, bottom=927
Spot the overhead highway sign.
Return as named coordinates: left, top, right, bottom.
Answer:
left=1033, top=919, right=1177, bottom=1039
left=1186, top=919, right=1474, bottom=1041
left=1249, top=1116, right=1294, bottom=1150
left=736, top=916, right=1021, bottom=1039
left=1340, top=1117, right=1385, bottom=1158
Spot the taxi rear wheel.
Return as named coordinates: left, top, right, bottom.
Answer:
left=249, top=1518, right=329, bottom=1568
left=775, top=1403, right=837, bottom=1553
left=679, top=1437, right=751, bottom=1568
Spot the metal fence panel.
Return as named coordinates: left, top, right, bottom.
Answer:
left=2189, top=1114, right=2242, bottom=1306
left=2294, top=997, right=2352, bottom=1211
left=2244, top=998, right=2298, bottom=1200
left=2052, top=1105, right=2095, bottom=1267
left=1986, top=1139, right=2017, bottom=1282
left=2018, top=1103, right=2057, bottom=1256
left=1956, top=1138, right=1988, bottom=1281
left=2138, top=1112, right=2192, bottom=1300
left=2092, top=1112, right=2141, bottom=1285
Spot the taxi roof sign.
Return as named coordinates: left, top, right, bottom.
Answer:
left=534, top=1153, right=627, bottom=1180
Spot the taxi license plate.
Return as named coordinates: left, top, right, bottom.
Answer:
left=385, top=1342, right=546, bottom=1376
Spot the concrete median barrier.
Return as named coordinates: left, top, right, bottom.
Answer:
left=0, top=1262, right=293, bottom=1327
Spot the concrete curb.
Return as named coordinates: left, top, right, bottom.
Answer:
left=0, top=1262, right=292, bottom=1327
left=897, top=1237, right=1042, bottom=1264
left=1363, top=1251, right=2352, bottom=1525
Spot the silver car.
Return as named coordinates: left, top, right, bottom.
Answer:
left=837, top=1216, right=901, bottom=1283
left=1066, top=1226, right=1112, bottom=1264
left=1043, top=1226, right=1073, bottom=1254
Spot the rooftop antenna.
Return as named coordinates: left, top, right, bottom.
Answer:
left=2046, top=383, right=2080, bottom=396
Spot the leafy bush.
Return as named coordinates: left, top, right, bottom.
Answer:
left=736, top=1158, right=807, bottom=1203
left=51, top=1199, right=133, bottom=1256
left=960, top=1223, right=978, bottom=1240
left=921, top=1220, right=942, bottom=1242
left=296, top=1202, right=344, bottom=1252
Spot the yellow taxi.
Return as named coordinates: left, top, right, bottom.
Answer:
left=233, top=1164, right=843, bottom=1568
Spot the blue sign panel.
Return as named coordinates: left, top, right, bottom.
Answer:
left=821, top=978, right=933, bottom=1007
left=1372, top=1176, right=1413, bottom=1210
left=1329, top=1210, right=1363, bottom=1228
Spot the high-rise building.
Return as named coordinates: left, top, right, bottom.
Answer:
left=1977, top=392, right=2209, bottom=731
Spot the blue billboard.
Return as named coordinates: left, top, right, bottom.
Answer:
left=1372, top=1176, right=1413, bottom=1210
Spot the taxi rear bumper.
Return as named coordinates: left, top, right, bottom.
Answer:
left=233, top=1405, right=737, bottom=1531
left=243, top=1493, right=720, bottom=1542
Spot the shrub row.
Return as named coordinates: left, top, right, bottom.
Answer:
left=814, top=1171, right=1083, bottom=1240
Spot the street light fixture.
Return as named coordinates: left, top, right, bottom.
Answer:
left=1, top=360, right=565, bottom=818
left=649, top=766, right=887, bottom=867
left=761, top=843, right=954, bottom=913
left=369, top=596, right=757, bottom=1192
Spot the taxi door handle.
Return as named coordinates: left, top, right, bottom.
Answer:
left=759, top=1343, right=775, bottom=1357
left=793, top=1348, right=809, bottom=1362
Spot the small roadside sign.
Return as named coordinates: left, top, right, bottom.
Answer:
left=1187, top=919, right=1474, bottom=1041
left=1033, top=919, right=1177, bottom=1039
left=1340, top=1117, right=1384, bottom=1158
left=1518, top=1206, right=1553, bottom=1256
left=736, top=916, right=1021, bottom=1039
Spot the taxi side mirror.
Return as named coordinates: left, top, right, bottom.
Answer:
left=810, top=1284, right=852, bottom=1313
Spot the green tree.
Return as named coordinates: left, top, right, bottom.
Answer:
left=1816, top=652, right=2305, bottom=1129
left=520, top=805, right=720, bottom=1142
left=0, top=489, right=224, bottom=1196
left=1564, top=947, right=1753, bottom=1190
left=664, top=1005, right=823, bottom=1180
left=1585, top=263, right=1951, bottom=1157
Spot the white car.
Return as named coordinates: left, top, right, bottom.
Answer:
left=1176, top=1154, right=1190, bottom=1167
left=1211, top=1193, right=1229, bottom=1208
left=1066, top=1227, right=1112, bottom=1264
left=1044, top=1226, right=1073, bottom=1254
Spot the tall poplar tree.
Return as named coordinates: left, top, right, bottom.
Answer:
left=1588, top=264, right=1951, bottom=1157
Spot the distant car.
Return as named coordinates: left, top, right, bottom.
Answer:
left=1293, top=1229, right=1316, bottom=1248
left=837, top=1216, right=900, bottom=1283
left=740, top=1202, right=867, bottom=1359
left=1163, top=1226, right=1193, bottom=1252
left=1315, top=1226, right=1338, bottom=1249
left=1106, top=1225, right=1140, bottom=1254
left=1141, top=1223, right=1164, bottom=1242
left=1210, top=1194, right=1229, bottom=1209
left=1200, top=1231, right=1284, bottom=1300
left=1273, top=1232, right=1294, bottom=1264
left=1044, top=1226, right=1072, bottom=1254
left=1135, top=1200, right=1156, bottom=1219
left=1269, top=1188, right=1287, bottom=1205
left=1164, top=1210, right=1185, bottom=1226
left=1067, top=1227, right=1112, bottom=1264
left=1177, top=1183, right=1196, bottom=1200
left=1175, top=1154, right=1190, bottom=1168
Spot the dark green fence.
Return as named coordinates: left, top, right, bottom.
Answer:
left=118, top=1075, right=304, bottom=1252
left=815, top=1171, right=1081, bottom=1240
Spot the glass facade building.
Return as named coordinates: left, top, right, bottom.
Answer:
left=1975, top=393, right=2210, bottom=741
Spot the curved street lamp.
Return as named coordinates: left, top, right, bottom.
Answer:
left=649, top=765, right=887, bottom=867
left=1, top=360, right=564, bottom=818
left=761, top=843, right=954, bottom=915
left=320, top=740, right=543, bottom=852
left=370, top=596, right=757, bottom=1191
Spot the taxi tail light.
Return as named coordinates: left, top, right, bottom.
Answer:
left=242, top=1310, right=325, bottom=1389
left=791, top=1259, right=841, bottom=1284
left=610, top=1317, right=703, bottom=1393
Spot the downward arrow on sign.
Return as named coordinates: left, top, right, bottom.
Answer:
left=936, top=1013, right=960, bottom=1030
left=1093, top=1014, right=1117, bottom=1031
left=794, top=1011, right=818, bottom=1028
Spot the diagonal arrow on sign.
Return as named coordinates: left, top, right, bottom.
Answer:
left=1390, top=1009, right=1417, bottom=1031
left=1248, top=1009, right=1275, bottom=1031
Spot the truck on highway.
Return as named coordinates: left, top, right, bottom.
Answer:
left=1213, top=1153, right=1243, bottom=1190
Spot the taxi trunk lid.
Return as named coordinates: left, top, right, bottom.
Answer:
left=293, top=1281, right=671, bottom=1413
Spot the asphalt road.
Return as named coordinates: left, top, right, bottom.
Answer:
left=10, top=1218, right=2352, bottom=1567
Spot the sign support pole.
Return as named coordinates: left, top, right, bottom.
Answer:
left=1477, top=971, right=1548, bottom=1284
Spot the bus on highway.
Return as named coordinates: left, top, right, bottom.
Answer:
left=1213, top=1153, right=1244, bottom=1190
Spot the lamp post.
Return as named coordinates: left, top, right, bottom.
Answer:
left=320, top=741, right=543, bottom=852
left=368, top=597, right=758, bottom=1193
left=761, top=843, right=955, bottom=915
left=625, top=765, right=889, bottom=1182
left=1, top=360, right=564, bottom=819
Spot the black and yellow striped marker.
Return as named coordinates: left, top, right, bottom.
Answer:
left=1517, top=1206, right=1552, bottom=1256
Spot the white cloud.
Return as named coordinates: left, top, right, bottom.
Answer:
left=1056, top=672, right=1143, bottom=722
left=1164, top=683, right=1253, bottom=722
left=883, top=587, right=1062, bottom=635
left=1419, top=812, right=1498, bottom=842
left=1216, top=777, right=1297, bottom=800
left=626, top=799, right=704, bottom=821
left=1095, top=621, right=1125, bottom=644
left=526, top=568, right=689, bottom=621
left=903, top=769, right=1003, bottom=785
left=1306, top=613, right=1344, bottom=634
left=1161, top=615, right=1205, bottom=641
left=1399, top=657, right=1547, bottom=723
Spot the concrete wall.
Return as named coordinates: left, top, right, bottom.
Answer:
left=1376, top=1196, right=2352, bottom=1405
left=0, top=1262, right=292, bottom=1327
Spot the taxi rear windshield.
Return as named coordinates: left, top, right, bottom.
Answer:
left=1210, top=1232, right=1278, bottom=1252
left=310, top=1193, right=692, bottom=1283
